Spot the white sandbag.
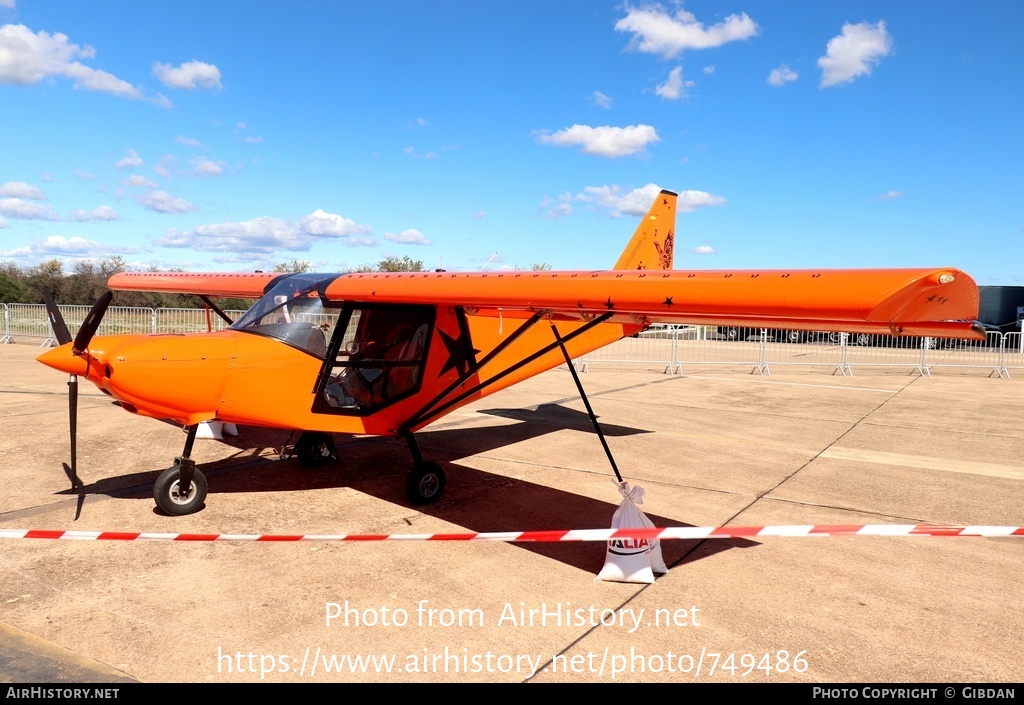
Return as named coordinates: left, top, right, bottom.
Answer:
left=596, top=482, right=667, bottom=584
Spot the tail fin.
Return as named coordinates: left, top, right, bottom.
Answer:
left=613, top=189, right=677, bottom=271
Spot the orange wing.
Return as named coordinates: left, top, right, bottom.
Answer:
left=108, top=271, right=282, bottom=298
left=322, top=267, right=981, bottom=339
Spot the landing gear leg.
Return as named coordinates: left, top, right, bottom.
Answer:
left=154, top=424, right=208, bottom=516
left=401, top=430, right=446, bottom=505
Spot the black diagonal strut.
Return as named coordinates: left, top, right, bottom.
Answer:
left=403, top=310, right=545, bottom=430
left=199, top=295, right=235, bottom=325
left=404, top=312, right=614, bottom=432
left=551, top=323, right=623, bottom=484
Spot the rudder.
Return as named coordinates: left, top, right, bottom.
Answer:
left=613, top=189, right=677, bottom=271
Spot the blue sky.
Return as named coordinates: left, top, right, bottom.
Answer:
left=1, top=1, right=1022, bottom=283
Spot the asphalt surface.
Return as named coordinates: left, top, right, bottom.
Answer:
left=0, top=343, right=1021, bottom=683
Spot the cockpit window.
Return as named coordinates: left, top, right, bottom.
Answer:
left=230, top=273, right=340, bottom=359
left=314, top=304, right=434, bottom=415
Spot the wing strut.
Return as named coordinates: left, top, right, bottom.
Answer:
left=403, top=311, right=615, bottom=431
left=551, top=324, right=624, bottom=484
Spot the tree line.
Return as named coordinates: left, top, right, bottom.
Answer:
left=0, top=255, right=428, bottom=309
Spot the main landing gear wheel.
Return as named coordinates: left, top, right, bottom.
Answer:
left=406, top=462, right=446, bottom=505
left=295, top=431, right=336, bottom=468
left=153, top=465, right=208, bottom=516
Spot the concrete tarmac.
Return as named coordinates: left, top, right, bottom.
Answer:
left=0, top=343, right=1021, bottom=683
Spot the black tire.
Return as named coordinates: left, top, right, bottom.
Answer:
left=784, top=330, right=805, bottom=344
left=154, top=465, right=207, bottom=516
left=853, top=333, right=871, bottom=346
left=296, top=431, right=335, bottom=468
left=406, top=462, right=446, bottom=505
left=725, top=327, right=740, bottom=340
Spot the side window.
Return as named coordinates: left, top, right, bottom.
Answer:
left=315, top=305, right=433, bottom=414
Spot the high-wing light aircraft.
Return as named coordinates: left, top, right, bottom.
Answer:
left=38, top=190, right=983, bottom=516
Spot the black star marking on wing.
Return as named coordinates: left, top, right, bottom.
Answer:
left=577, top=302, right=585, bottom=308
left=662, top=198, right=668, bottom=206
left=926, top=295, right=936, bottom=303
left=604, top=297, right=615, bottom=310
left=663, top=296, right=674, bottom=308
left=438, top=329, right=479, bottom=377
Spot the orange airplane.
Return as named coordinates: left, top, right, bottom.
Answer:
left=38, top=190, right=983, bottom=516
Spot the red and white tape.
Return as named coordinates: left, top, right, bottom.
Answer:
left=1, top=525, right=1022, bottom=542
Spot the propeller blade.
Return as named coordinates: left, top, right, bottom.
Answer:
left=41, top=289, right=73, bottom=346
left=73, top=291, right=113, bottom=355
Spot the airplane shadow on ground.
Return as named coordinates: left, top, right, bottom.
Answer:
left=53, top=402, right=757, bottom=573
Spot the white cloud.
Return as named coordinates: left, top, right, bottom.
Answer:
left=535, top=124, right=659, bottom=158
left=655, top=66, right=694, bottom=100
left=0, top=1, right=16, bottom=9
left=32, top=235, right=141, bottom=256
left=152, top=155, right=177, bottom=179
left=236, top=122, right=248, bottom=131
left=703, top=65, right=715, bottom=74
left=818, top=21, right=892, bottom=88
left=578, top=184, right=662, bottom=217
left=0, top=24, right=143, bottom=99
left=678, top=189, right=726, bottom=211
left=68, top=205, right=120, bottom=222
left=177, top=135, right=203, bottom=147
left=0, top=217, right=8, bottom=228
left=404, top=146, right=438, bottom=159
left=152, top=60, right=223, bottom=90
left=136, top=190, right=194, bottom=214
left=116, top=149, right=143, bottom=170
left=592, top=91, right=613, bottom=109
left=157, top=210, right=373, bottom=254
left=576, top=183, right=725, bottom=217
left=691, top=244, right=717, bottom=255
left=539, top=193, right=573, bottom=220
left=345, top=236, right=378, bottom=248
left=0, top=181, right=44, bottom=199
left=876, top=189, right=904, bottom=200
left=472, top=211, right=486, bottom=220
left=0, top=197, right=58, bottom=220
left=190, top=157, right=227, bottom=178
left=615, top=5, right=758, bottom=59
left=384, top=229, right=431, bottom=245
left=243, top=135, right=264, bottom=144
left=73, top=170, right=97, bottom=181
left=121, top=174, right=157, bottom=188
left=767, top=64, right=798, bottom=87
left=297, top=209, right=371, bottom=237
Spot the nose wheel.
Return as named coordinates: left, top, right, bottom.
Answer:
left=153, top=424, right=207, bottom=516
left=154, top=461, right=208, bottom=516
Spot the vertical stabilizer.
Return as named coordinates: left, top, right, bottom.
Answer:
left=613, top=189, right=677, bottom=271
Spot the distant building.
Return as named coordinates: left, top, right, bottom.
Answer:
left=978, top=286, right=1024, bottom=330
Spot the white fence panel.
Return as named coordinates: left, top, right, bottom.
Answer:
left=155, top=308, right=248, bottom=334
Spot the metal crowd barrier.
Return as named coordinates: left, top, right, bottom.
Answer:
left=1, top=304, right=248, bottom=345
left=576, top=325, right=1019, bottom=379
left=3, top=304, right=1021, bottom=379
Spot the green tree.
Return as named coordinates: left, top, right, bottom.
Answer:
left=273, top=259, right=312, bottom=273
left=376, top=255, right=424, bottom=272
left=0, top=268, right=31, bottom=303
